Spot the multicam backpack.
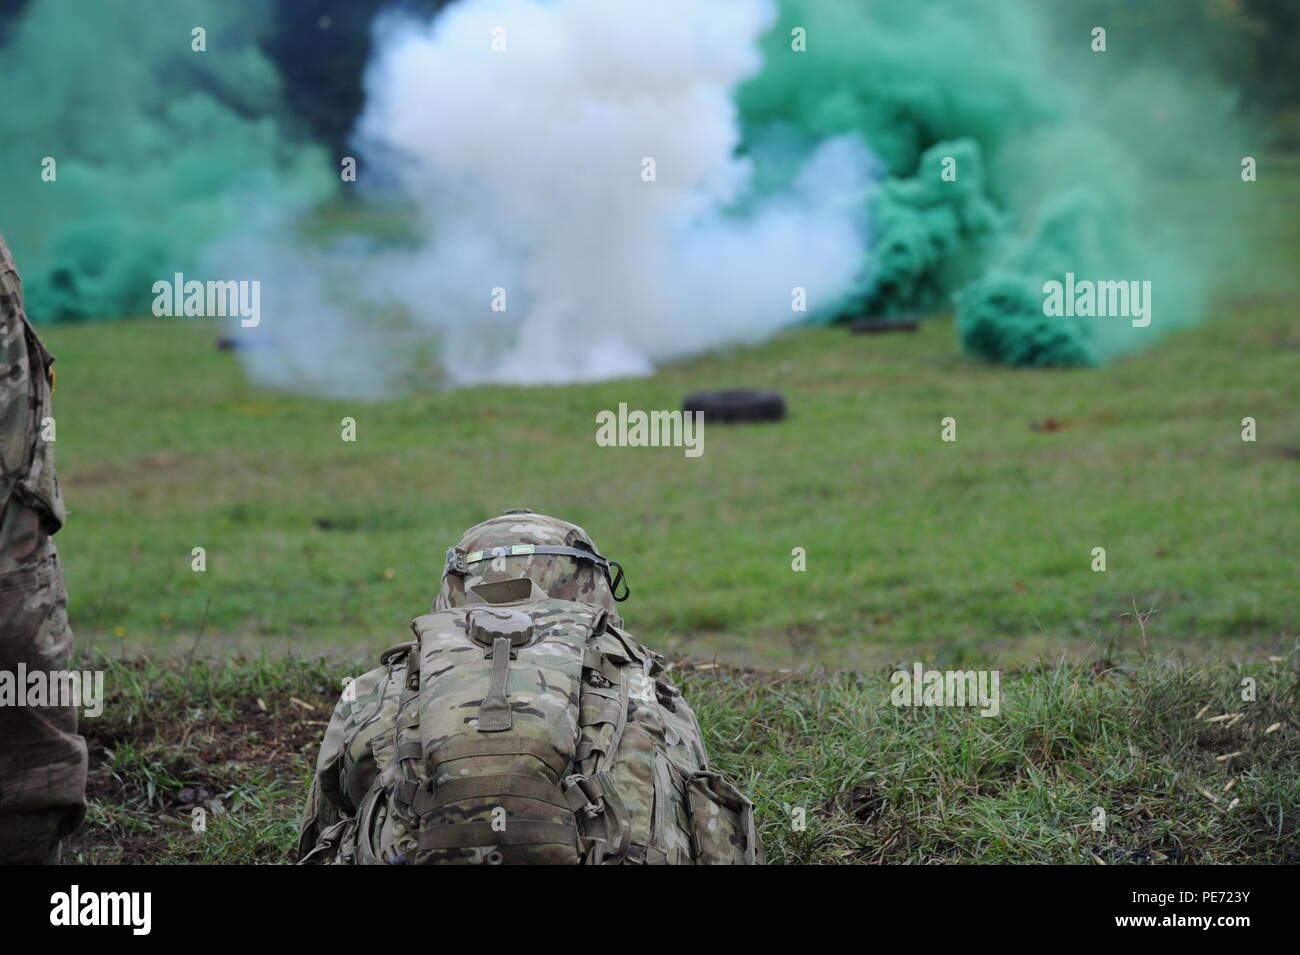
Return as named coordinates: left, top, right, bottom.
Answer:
left=297, top=509, right=761, bottom=865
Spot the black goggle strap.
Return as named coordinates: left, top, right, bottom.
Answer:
left=445, top=543, right=630, bottom=602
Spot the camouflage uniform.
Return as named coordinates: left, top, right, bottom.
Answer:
left=0, top=235, right=85, bottom=864
left=434, top=509, right=625, bottom=619
left=299, top=510, right=761, bottom=865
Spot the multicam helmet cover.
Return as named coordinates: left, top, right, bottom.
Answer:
left=435, top=509, right=626, bottom=614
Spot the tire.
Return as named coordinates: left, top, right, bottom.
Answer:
left=682, top=389, right=786, bottom=424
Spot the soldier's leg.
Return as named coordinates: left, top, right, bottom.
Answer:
left=0, top=505, right=87, bottom=864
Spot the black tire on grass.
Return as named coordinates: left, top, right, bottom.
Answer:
left=682, top=389, right=786, bottom=423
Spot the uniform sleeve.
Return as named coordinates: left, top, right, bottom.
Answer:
left=0, top=236, right=64, bottom=534
left=0, top=237, right=34, bottom=490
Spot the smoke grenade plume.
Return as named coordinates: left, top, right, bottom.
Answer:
left=234, top=0, right=872, bottom=396
left=738, top=0, right=1244, bottom=367
left=0, top=0, right=332, bottom=322
left=2, top=0, right=1251, bottom=388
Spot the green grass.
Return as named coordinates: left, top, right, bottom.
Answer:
left=66, top=650, right=1300, bottom=865
left=41, top=160, right=1300, bottom=668
left=45, top=160, right=1300, bottom=865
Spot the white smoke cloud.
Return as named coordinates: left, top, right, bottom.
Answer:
left=231, top=0, right=873, bottom=397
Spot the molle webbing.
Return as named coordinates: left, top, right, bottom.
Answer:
left=430, top=737, right=570, bottom=778
left=418, top=819, right=577, bottom=852
left=425, top=773, right=580, bottom=812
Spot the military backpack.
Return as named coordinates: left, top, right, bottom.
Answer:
left=297, top=510, right=761, bottom=865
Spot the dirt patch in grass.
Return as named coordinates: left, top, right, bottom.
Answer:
left=65, top=658, right=338, bottom=865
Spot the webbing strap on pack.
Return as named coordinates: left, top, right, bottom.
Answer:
left=418, top=819, right=577, bottom=851
left=477, top=635, right=515, bottom=732
left=389, top=676, right=424, bottom=819
left=431, top=737, right=570, bottom=778
left=426, top=773, right=572, bottom=812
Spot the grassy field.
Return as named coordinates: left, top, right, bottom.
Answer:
left=42, top=162, right=1299, bottom=669
left=67, top=650, right=1299, bottom=865
left=39, top=161, right=1299, bottom=865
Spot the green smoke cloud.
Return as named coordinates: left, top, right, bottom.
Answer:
left=1, top=0, right=1251, bottom=376
left=0, top=0, right=333, bottom=322
left=738, top=0, right=1243, bottom=365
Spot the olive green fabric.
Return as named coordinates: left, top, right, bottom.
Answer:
left=0, top=235, right=86, bottom=864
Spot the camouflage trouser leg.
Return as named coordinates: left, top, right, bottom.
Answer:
left=0, top=505, right=86, bottom=864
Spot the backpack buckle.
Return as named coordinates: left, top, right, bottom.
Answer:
left=564, top=774, right=606, bottom=818
left=445, top=547, right=467, bottom=575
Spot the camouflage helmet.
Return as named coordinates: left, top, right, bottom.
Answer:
left=435, top=509, right=628, bottom=615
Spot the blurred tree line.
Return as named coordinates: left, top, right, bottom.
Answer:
left=0, top=0, right=1294, bottom=150
left=1052, top=0, right=1299, bottom=122
left=262, top=0, right=451, bottom=154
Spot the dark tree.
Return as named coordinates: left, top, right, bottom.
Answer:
left=261, top=0, right=451, bottom=155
